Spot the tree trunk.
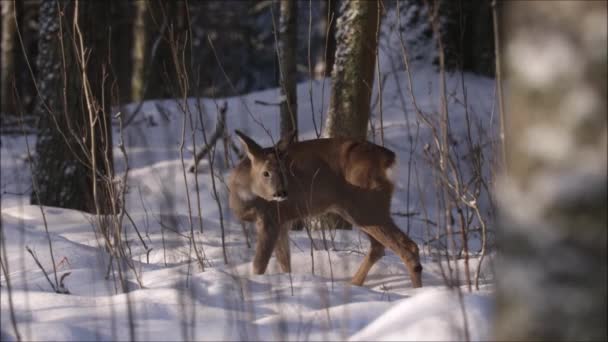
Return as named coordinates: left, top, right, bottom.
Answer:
left=324, top=0, right=380, bottom=139
left=494, top=1, right=607, bottom=340
left=109, top=0, right=134, bottom=105
left=12, top=0, right=38, bottom=114
left=130, top=0, right=147, bottom=102
left=278, top=0, right=297, bottom=138
left=31, top=0, right=114, bottom=214
left=439, top=0, right=494, bottom=76
left=145, top=1, right=174, bottom=100
left=318, top=0, right=381, bottom=230
left=1, top=0, right=16, bottom=115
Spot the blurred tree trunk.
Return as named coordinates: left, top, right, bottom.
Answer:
left=31, top=0, right=114, bottom=214
left=319, top=0, right=381, bottom=230
left=315, top=0, right=337, bottom=78
left=278, top=0, right=297, bottom=138
left=495, top=1, right=607, bottom=340
left=1, top=0, right=16, bottom=115
left=130, top=0, right=147, bottom=102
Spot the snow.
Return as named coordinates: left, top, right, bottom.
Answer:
left=1, top=12, right=498, bottom=342
left=350, top=288, right=493, bottom=341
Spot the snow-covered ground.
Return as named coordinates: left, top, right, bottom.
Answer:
left=2, top=0, right=502, bottom=329
left=1, top=61, right=498, bottom=341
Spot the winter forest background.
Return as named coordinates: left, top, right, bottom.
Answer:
left=1, top=1, right=606, bottom=341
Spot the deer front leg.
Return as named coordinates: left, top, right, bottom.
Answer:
left=253, top=216, right=279, bottom=274
left=274, top=222, right=291, bottom=273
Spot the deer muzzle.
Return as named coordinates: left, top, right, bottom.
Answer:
left=272, top=191, right=288, bottom=201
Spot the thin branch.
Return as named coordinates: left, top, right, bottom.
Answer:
left=188, top=103, right=227, bottom=173
left=25, top=246, right=61, bottom=293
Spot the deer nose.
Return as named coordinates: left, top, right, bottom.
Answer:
left=275, top=191, right=287, bottom=198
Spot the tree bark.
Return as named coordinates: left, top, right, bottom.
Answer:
left=144, top=1, right=175, bottom=100
left=495, top=1, right=607, bottom=340
left=31, top=0, right=114, bottom=214
left=278, top=0, right=297, bottom=138
left=1, top=0, right=16, bottom=114
left=109, top=0, right=134, bottom=105
left=130, top=0, right=147, bottom=103
left=324, top=0, right=380, bottom=139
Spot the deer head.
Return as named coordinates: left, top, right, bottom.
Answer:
left=235, top=130, right=292, bottom=202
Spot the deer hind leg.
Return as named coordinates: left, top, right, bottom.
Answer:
left=351, top=234, right=385, bottom=286
left=253, top=216, right=279, bottom=275
left=274, top=222, right=291, bottom=273
left=362, top=221, right=423, bottom=288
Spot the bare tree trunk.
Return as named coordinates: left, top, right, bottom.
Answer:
left=32, top=0, right=114, bottom=214
left=279, top=0, right=297, bottom=138
left=495, top=1, right=607, bottom=340
left=145, top=1, right=175, bottom=100
left=324, top=0, right=380, bottom=139
left=130, top=0, right=147, bottom=102
left=1, top=0, right=16, bottom=115
left=108, top=0, right=134, bottom=105
left=11, top=0, right=38, bottom=114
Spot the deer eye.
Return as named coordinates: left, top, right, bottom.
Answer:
left=262, top=171, right=270, bottom=178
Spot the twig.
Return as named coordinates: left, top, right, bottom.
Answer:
left=254, top=99, right=282, bottom=106
left=167, top=23, right=207, bottom=271
left=58, top=272, right=72, bottom=294
left=188, top=102, right=227, bottom=173
left=25, top=246, right=62, bottom=293
left=19, top=104, right=59, bottom=291
left=391, top=211, right=420, bottom=217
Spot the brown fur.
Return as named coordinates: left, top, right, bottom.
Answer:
left=228, top=131, right=423, bottom=288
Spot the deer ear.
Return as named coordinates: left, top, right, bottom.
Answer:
left=235, top=130, right=263, bottom=161
left=276, top=130, right=296, bottom=152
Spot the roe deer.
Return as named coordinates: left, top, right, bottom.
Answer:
left=228, top=130, right=423, bottom=288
